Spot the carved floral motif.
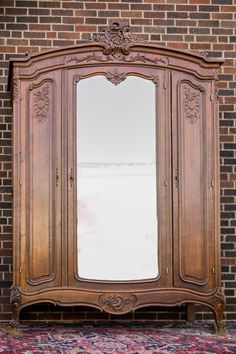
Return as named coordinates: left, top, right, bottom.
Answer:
left=10, top=285, right=21, bottom=305
left=150, top=76, right=159, bottom=85
left=64, top=53, right=168, bottom=65
left=106, top=71, right=127, bottom=85
left=183, top=85, right=201, bottom=124
left=64, top=22, right=168, bottom=65
left=65, top=53, right=110, bottom=65
left=99, top=294, right=137, bottom=312
left=73, top=74, right=80, bottom=85
left=33, top=84, right=50, bottom=124
left=92, top=21, right=137, bottom=60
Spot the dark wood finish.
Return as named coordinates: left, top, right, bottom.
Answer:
left=8, top=22, right=225, bottom=334
left=187, top=303, right=195, bottom=323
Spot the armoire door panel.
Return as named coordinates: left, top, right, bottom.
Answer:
left=172, top=72, right=213, bottom=290
left=67, top=66, right=172, bottom=290
left=21, top=73, right=62, bottom=289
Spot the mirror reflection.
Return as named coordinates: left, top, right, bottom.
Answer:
left=77, top=75, right=158, bottom=280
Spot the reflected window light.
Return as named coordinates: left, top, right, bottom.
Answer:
left=77, top=76, right=158, bottom=281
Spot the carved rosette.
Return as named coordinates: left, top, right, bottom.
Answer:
left=92, top=21, right=137, bottom=60
left=99, top=294, right=137, bottom=313
left=183, top=85, right=201, bottom=124
left=106, top=71, right=127, bottom=86
left=33, top=84, right=50, bottom=124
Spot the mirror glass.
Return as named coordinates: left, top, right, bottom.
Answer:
left=76, top=75, right=158, bottom=281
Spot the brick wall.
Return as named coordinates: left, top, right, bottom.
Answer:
left=0, top=0, right=235, bottom=323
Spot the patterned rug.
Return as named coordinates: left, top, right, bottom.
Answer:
left=0, top=322, right=235, bottom=353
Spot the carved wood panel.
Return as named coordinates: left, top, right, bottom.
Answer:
left=20, top=73, right=62, bottom=289
left=172, top=72, right=214, bottom=290
left=66, top=66, right=172, bottom=291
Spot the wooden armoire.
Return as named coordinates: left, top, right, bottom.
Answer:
left=8, top=21, right=225, bottom=333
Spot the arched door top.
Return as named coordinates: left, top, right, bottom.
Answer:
left=8, top=21, right=223, bottom=91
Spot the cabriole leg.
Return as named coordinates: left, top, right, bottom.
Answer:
left=10, top=285, right=21, bottom=328
left=213, top=301, right=227, bottom=336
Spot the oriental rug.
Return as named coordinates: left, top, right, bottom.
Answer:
left=0, top=322, right=235, bottom=353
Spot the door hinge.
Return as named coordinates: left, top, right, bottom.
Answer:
left=164, top=180, right=168, bottom=187
left=212, top=267, right=215, bottom=275
left=19, top=266, right=22, bottom=273
left=165, top=267, right=169, bottom=274
left=211, top=180, right=214, bottom=188
left=163, top=82, right=167, bottom=89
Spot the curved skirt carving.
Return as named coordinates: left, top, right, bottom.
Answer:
left=12, top=287, right=226, bottom=334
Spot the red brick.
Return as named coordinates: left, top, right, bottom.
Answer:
left=222, top=5, right=236, bottom=12
left=0, top=46, right=16, bottom=53
left=212, top=13, right=233, bottom=19
left=75, top=25, right=96, bottom=32
left=58, top=32, right=81, bottom=39
left=121, top=11, right=142, bottom=17
left=0, top=0, right=15, bottom=6
left=189, top=0, right=210, bottom=3
left=85, top=3, right=107, bottom=9
left=29, top=24, right=51, bottom=31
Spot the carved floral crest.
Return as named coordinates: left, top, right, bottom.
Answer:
left=183, top=85, right=201, bottom=124
left=99, top=294, right=137, bottom=313
left=92, top=21, right=137, bottom=60
left=33, top=84, right=50, bottom=124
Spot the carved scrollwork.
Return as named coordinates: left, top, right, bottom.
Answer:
left=150, top=76, right=159, bottom=85
left=124, top=54, right=169, bottom=65
left=33, top=84, right=50, bottom=124
left=198, top=50, right=208, bottom=59
left=10, top=285, right=21, bottom=305
left=92, top=21, right=137, bottom=60
left=73, top=74, right=81, bottom=85
left=215, top=286, right=225, bottom=304
left=64, top=53, right=110, bottom=65
left=64, top=53, right=168, bottom=66
left=106, top=70, right=127, bottom=86
left=64, top=23, right=168, bottom=65
left=213, top=287, right=226, bottom=333
left=183, top=85, right=201, bottom=124
left=10, top=285, right=21, bottom=327
left=99, top=293, right=137, bottom=313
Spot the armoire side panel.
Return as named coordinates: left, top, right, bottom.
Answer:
left=172, top=72, right=213, bottom=290
left=20, top=73, right=62, bottom=289
left=29, top=80, right=52, bottom=281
